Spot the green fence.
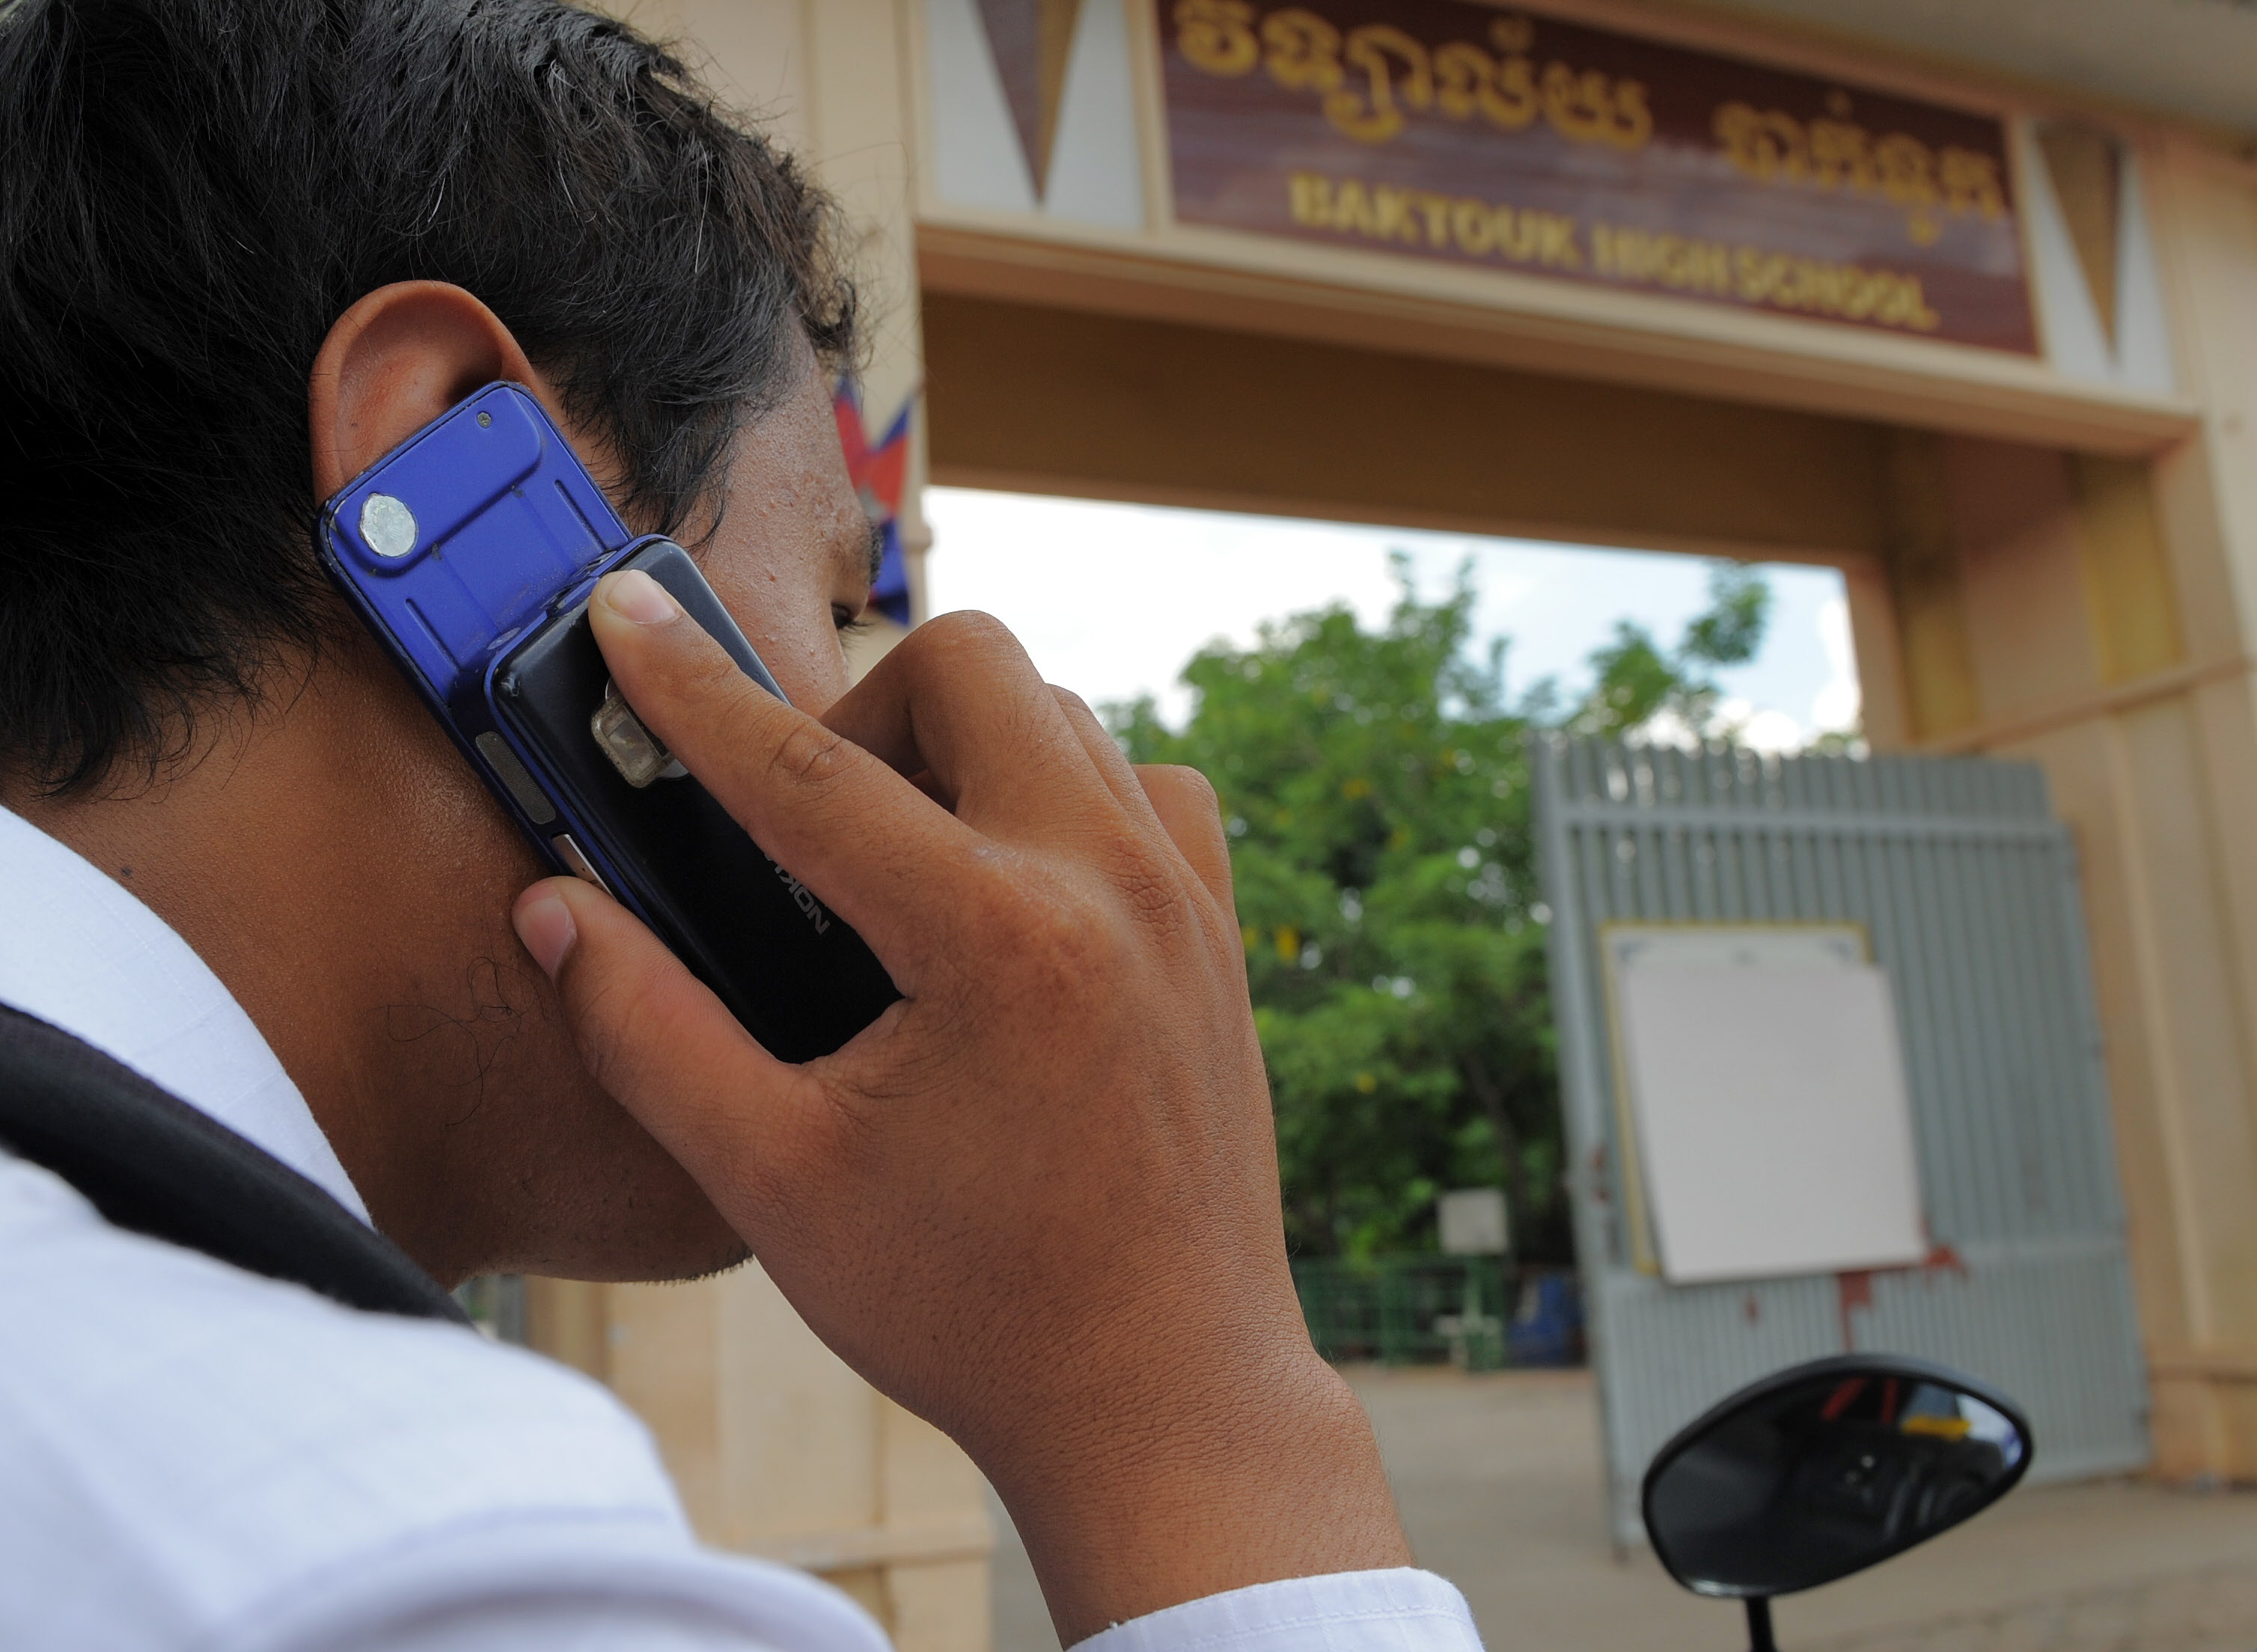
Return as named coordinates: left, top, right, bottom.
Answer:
left=1292, top=1255, right=1515, bottom=1370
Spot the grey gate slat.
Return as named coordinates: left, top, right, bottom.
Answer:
left=1532, top=738, right=2149, bottom=1545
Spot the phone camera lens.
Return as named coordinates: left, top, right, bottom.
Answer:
left=593, top=681, right=687, bottom=788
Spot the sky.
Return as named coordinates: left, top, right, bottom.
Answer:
left=922, top=488, right=1860, bottom=750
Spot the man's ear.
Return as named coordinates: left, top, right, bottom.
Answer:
left=308, top=282, right=556, bottom=501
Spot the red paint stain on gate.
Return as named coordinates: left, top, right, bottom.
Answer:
left=1835, top=1243, right=1967, bottom=1350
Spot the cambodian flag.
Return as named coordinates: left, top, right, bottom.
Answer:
left=833, top=382, right=914, bottom=627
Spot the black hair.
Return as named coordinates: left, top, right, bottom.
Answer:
left=0, top=0, right=857, bottom=792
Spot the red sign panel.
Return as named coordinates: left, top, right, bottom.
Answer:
left=1162, top=1, right=2038, bottom=353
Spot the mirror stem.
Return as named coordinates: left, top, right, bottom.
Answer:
left=1744, top=1597, right=1777, bottom=1652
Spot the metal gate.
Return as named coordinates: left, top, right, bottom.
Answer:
left=1532, top=738, right=2149, bottom=1543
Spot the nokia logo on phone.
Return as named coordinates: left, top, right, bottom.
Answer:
left=772, top=862, right=832, bottom=935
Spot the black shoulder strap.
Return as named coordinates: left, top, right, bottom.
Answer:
left=0, top=1004, right=468, bottom=1324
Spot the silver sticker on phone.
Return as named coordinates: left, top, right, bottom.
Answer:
left=359, top=492, right=418, bottom=559
left=592, top=681, right=688, bottom=789
left=474, top=731, right=557, bottom=825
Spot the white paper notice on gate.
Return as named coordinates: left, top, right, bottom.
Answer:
left=1607, top=926, right=1925, bottom=1286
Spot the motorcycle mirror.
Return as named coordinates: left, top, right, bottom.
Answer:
left=1643, top=1354, right=2032, bottom=1649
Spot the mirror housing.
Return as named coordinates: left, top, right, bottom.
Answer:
left=1643, top=1353, right=2032, bottom=1600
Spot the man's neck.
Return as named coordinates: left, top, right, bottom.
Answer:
left=0, top=798, right=367, bottom=1215
left=3, top=655, right=519, bottom=1276
left=5, top=629, right=753, bottom=1287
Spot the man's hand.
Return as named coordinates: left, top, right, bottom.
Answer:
left=510, top=570, right=1410, bottom=1644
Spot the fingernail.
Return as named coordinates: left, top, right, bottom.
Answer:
left=513, top=887, right=578, bottom=977
left=601, top=569, right=679, bottom=626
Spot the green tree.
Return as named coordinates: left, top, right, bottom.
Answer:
left=1111, top=557, right=1771, bottom=1261
left=1570, top=562, right=1772, bottom=738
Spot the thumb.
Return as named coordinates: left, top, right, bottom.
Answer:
left=511, top=876, right=822, bottom=1216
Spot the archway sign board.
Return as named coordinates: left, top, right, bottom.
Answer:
left=1162, top=1, right=2039, bottom=352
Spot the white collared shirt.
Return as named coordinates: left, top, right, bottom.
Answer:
left=0, top=804, right=1482, bottom=1652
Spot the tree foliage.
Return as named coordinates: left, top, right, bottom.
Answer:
left=1111, top=557, right=1771, bottom=1261
left=1568, top=562, right=1772, bottom=738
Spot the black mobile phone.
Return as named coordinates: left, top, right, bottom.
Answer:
left=317, top=382, right=899, bottom=1061
left=490, top=538, right=899, bottom=1059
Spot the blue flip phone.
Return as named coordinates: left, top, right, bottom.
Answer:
left=315, top=382, right=898, bottom=1062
